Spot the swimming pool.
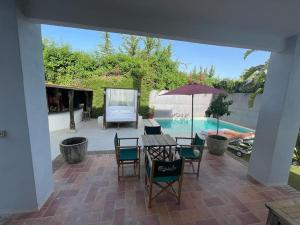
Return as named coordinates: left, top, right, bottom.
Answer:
left=155, top=118, right=252, bottom=136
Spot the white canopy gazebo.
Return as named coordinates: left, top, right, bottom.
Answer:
left=103, top=88, right=140, bottom=129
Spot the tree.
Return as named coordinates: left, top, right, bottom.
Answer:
left=120, top=35, right=140, bottom=56
left=99, top=32, right=113, bottom=56
left=205, top=94, right=233, bottom=134
left=241, top=50, right=268, bottom=107
left=208, top=65, right=216, bottom=78
left=142, top=37, right=160, bottom=58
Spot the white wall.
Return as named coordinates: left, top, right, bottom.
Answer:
left=150, top=90, right=261, bottom=129
left=48, top=108, right=83, bottom=132
left=223, top=94, right=262, bottom=130
left=149, top=90, right=213, bottom=118
left=0, top=0, right=53, bottom=214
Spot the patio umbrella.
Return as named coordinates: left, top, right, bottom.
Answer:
left=162, top=83, right=226, bottom=138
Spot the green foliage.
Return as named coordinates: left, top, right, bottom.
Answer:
left=43, top=39, right=101, bottom=84
left=212, top=79, right=240, bottom=93
left=206, top=94, right=233, bottom=133
left=293, top=133, right=300, bottom=164
left=98, top=32, right=113, bottom=56
left=240, top=50, right=268, bottom=107
left=43, top=36, right=190, bottom=118
left=243, top=49, right=255, bottom=60
left=44, top=34, right=265, bottom=118
left=120, top=35, right=140, bottom=56
left=142, top=37, right=160, bottom=58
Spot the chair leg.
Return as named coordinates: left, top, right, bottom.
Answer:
left=148, top=182, right=153, bottom=208
left=196, top=160, right=201, bottom=178
left=177, top=178, right=183, bottom=204
left=191, top=161, right=195, bottom=173
left=117, top=164, right=120, bottom=181
left=134, top=161, right=136, bottom=176
left=122, top=163, right=124, bottom=177
left=138, top=160, right=140, bottom=179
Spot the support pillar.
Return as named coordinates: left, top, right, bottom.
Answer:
left=0, top=0, right=53, bottom=214
left=249, top=36, right=300, bottom=185
left=68, top=90, right=76, bottom=130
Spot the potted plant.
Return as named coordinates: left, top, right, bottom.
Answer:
left=60, top=137, right=88, bottom=164
left=205, top=94, right=233, bottom=155
left=148, top=106, right=155, bottom=119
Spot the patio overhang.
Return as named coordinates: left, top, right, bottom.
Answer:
left=22, top=0, right=300, bottom=52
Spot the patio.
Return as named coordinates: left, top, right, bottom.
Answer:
left=5, top=151, right=299, bottom=225
left=3, top=0, right=300, bottom=219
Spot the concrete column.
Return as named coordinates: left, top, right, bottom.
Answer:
left=249, top=36, right=300, bottom=185
left=0, top=0, right=53, bottom=214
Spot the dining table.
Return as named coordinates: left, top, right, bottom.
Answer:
left=141, top=134, right=177, bottom=161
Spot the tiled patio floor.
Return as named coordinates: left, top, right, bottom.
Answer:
left=6, top=151, right=299, bottom=225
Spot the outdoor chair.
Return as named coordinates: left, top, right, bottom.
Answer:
left=114, top=133, right=140, bottom=180
left=144, top=125, right=162, bottom=135
left=175, top=133, right=205, bottom=178
left=144, top=125, right=163, bottom=156
left=145, top=151, right=184, bottom=208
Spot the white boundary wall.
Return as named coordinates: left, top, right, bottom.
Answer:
left=48, top=108, right=83, bottom=132
left=149, top=90, right=262, bottom=129
left=223, top=93, right=262, bottom=130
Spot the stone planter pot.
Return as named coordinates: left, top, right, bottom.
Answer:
left=60, top=137, right=88, bottom=164
left=207, top=134, right=229, bottom=155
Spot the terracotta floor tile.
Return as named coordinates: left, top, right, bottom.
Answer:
left=237, top=212, right=260, bottom=225
left=196, top=218, right=219, bottom=225
left=203, top=197, right=224, bottom=207
left=6, top=152, right=298, bottom=225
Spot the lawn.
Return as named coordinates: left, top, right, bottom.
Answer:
left=289, top=165, right=300, bottom=191
left=227, top=149, right=300, bottom=191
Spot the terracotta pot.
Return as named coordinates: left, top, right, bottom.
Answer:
left=207, top=135, right=229, bottom=155
left=60, top=137, right=88, bottom=164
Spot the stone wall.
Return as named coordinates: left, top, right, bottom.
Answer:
left=149, top=90, right=261, bottom=129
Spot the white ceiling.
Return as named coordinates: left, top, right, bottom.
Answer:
left=23, top=0, right=300, bottom=51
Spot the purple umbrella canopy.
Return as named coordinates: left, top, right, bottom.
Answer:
left=162, top=83, right=227, bottom=137
left=162, top=83, right=226, bottom=96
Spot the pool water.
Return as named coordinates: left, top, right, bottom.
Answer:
left=155, top=118, right=252, bottom=136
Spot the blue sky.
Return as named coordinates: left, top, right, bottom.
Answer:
left=42, top=25, right=270, bottom=79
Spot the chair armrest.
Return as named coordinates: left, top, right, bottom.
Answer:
left=179, top=144, right=205, bottom=150
left=175, top=137, right=194, bottom=142
left=118, top=137, right=139, bottom=140
left=118, top=137, right=139, bottom=145
left=116, top=145, right=140, bottom=149
left=175, top=137, right=193, bottom=140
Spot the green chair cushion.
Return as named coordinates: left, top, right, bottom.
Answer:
left=153, top=176, right=179, bottom=183
left=179, top=147, right=199, bottom=159
left=146, top=163, right=180, bottom=183
left=119, top=148, right=138, bottom=161
left=194, top=134, right=205, bottom=146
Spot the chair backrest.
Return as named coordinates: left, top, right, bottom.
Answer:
left=144, top=125, right=162, bottom=135
left=152, top=158, right=183, bottom=178
left=114, top=133, right=119, bottom=148
left=194, top=133, right=205, bottom=150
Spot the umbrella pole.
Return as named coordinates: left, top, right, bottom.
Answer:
left=191, top=94, right=194, bottom=138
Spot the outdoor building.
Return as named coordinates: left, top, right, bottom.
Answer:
left=46, top=83, right=93, bottom=131
left=2, top=0, right=300, bottom=224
